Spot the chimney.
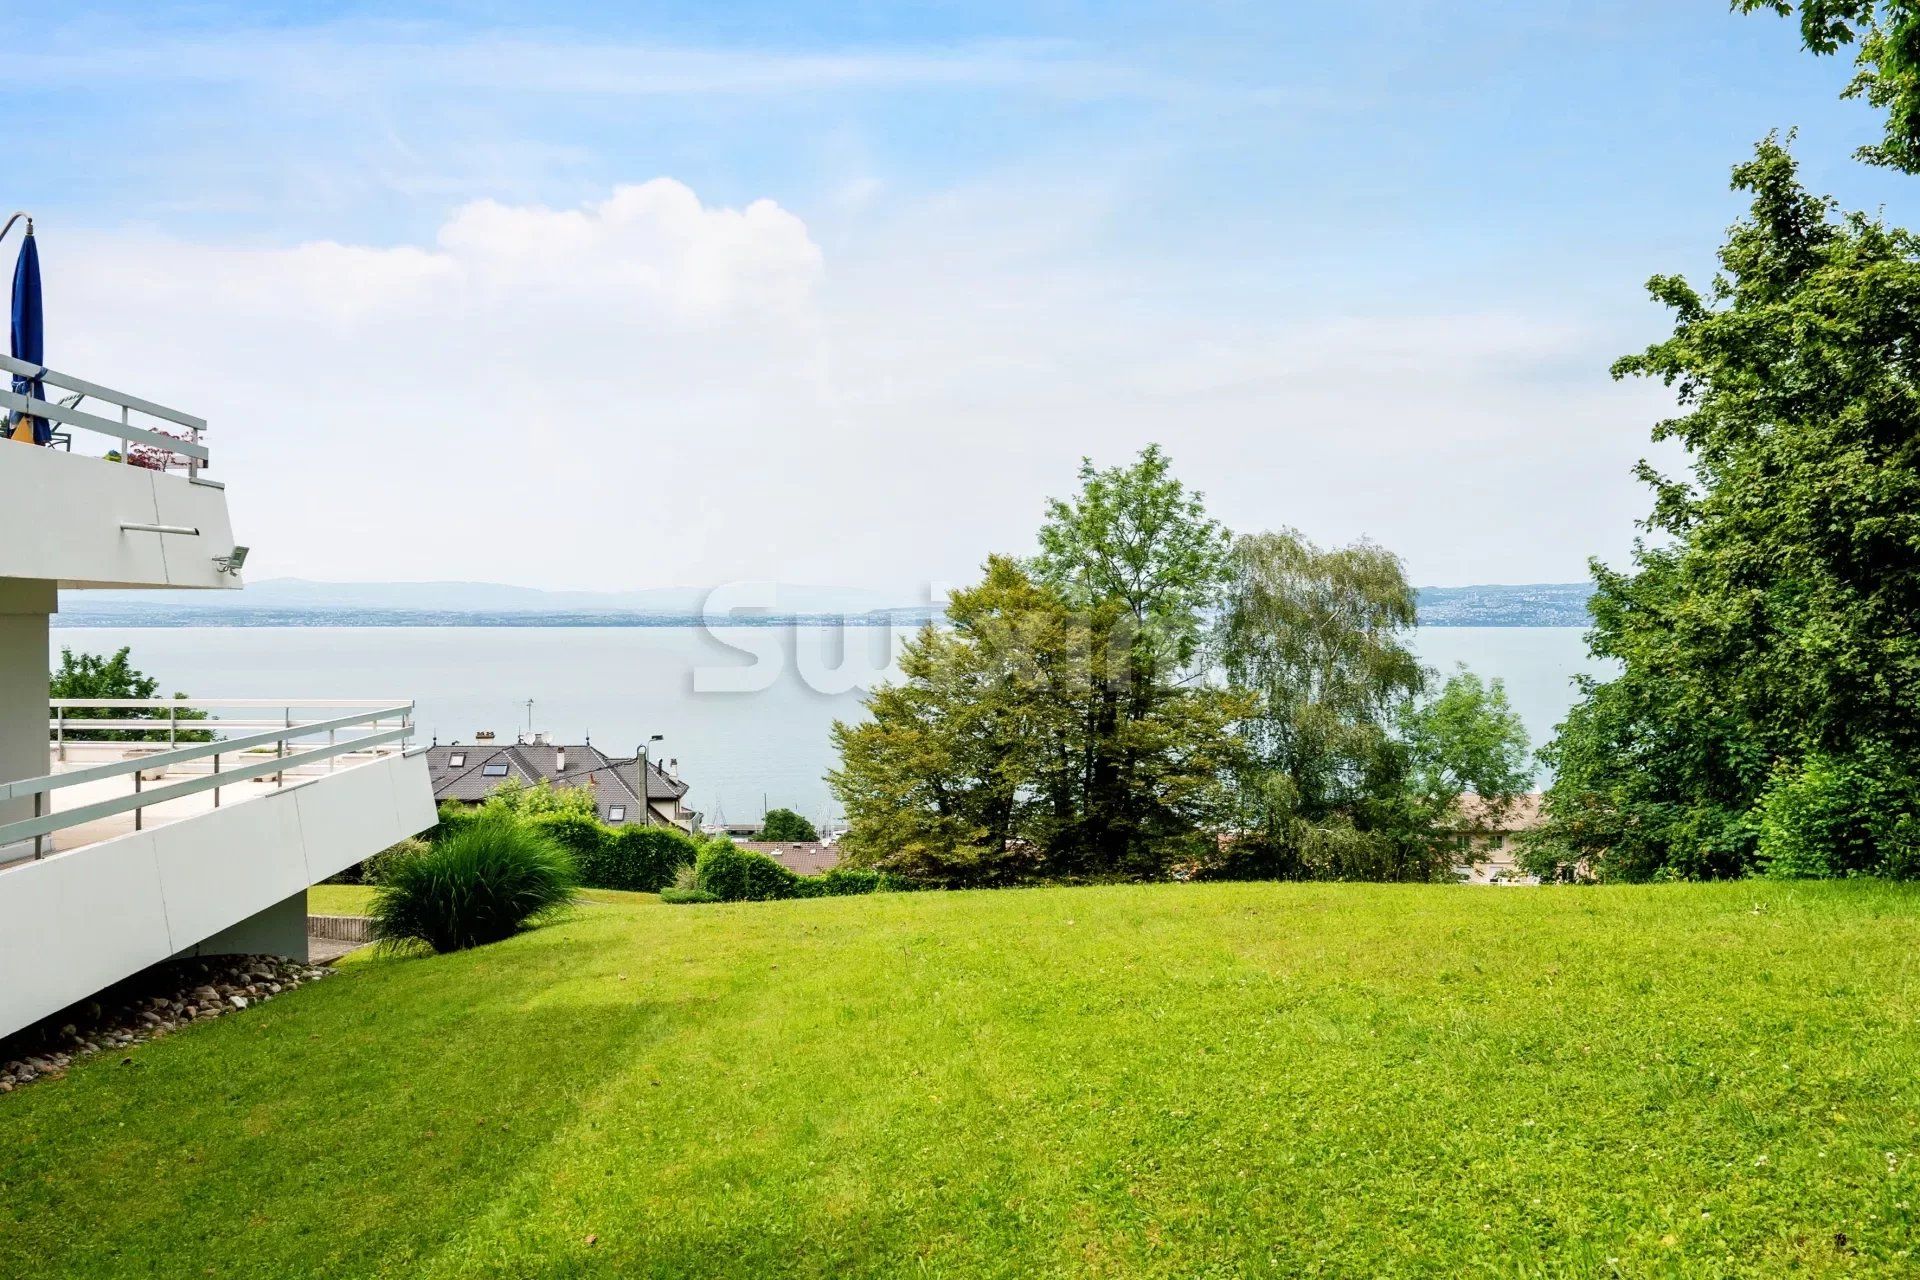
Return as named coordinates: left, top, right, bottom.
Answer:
left=555, top=745, right=567, bottom=773
left=475, top=730, right=496, bottom=742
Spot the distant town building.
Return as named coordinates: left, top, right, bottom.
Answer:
left=1452, top=793, right=1545, bottom=885
left=426, top=735, right=696, bottom=833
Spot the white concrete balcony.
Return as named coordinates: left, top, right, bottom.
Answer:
left=0, top=700, right=436, bottom=1039
left=0, top=355, right=238, bottom=591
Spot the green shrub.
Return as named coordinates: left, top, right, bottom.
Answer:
left=816, top=866, right=883, bottom=896
left=576, top=824, right=702, bottom=892
left=529, top=811, right=610, bottom=867
left=363, top=837, right=430, bottom=887
left=1758, top=748, right=1920, bottom=879
left=371, top=816, right=578, bottom=954
left=481, top=779, right=599, bottom=823
left=756, top=807, right=819, bottom=842
left=694, top=842, right=800, bottom=902
left=662, top=849, right=889, bottom=904
left=325, top=837, right=429, bottom=886
left=426, top=800, right=481, bottom=844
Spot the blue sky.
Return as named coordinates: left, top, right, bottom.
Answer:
left=7, top=3, right=1906, bottom=590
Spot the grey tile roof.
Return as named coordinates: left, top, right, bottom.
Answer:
left=425, top=741, right=689, bottom=826
left=733, top=842, right=841, bottom=875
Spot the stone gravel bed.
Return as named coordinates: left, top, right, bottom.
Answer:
left=0, top=954, right=331, bottom=1095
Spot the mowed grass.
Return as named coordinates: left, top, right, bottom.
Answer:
left=3, top=883, right=1919, bottom=1277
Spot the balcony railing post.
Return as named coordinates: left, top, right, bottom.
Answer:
left=32, top=793, right=43, bottom=860
left=276, top=707, right=289, bottom=786
left=168, top=703, right=177, bottom=749
left=55, top=705, right=64, bottom=762
left=188, top=423, right=201, bottom=479
left=133, top=769, right=142, bottom=831
left=328, top=726, right=336, bottom=772
left=212, top=752, right=220, bottom=808
left=120, top=404, right=130, bottom=464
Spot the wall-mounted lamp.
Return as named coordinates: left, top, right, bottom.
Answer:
left=213, top=545, right=249, bottom=576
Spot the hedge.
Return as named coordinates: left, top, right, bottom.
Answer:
left=694, top=843, right=801, bottom=902
left=679, top=847, right=891, bottom=903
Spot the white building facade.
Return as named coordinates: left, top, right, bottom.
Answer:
left=0, top=356, right=435, bottom=1039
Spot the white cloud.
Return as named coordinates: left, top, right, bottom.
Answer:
left=39, top=173, right=1668, bottom=593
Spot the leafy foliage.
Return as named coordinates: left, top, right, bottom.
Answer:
left=330, top=837, right=430, bottom=887
left=581, top=824, right=704, bottom=893
left=1533, top=138, right=1920, bottom=881
left=1756, top=747, right=1920, bottom=878
left=1213, top=529, right=1429, bottom=879
left=814, top=867, right=885, bottom=895
left=833, top=547, right=1247, bottom=885
left=370, top=816, right=578, bottom=953
left=527, top=811, right=609, bottom=867
left=755, top=807, right=818, bottom=842
left=694, top=842, right=800, bottom=901
left=1737, top=2, right=1920, bottom=170
left=834, top=448, right=1532, bottom=886
left=1399, top=667, right=1534, bottom=823
left=479, top=779, right=599, bottom=823
left=50, top=647, right=210, bottom=743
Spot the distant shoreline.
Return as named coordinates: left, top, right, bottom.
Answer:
left=53, top=581, right=1596, bottom=629
left=50, top=608, right=1588, bottom=629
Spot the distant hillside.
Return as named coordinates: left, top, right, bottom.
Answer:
left=1415, top=583, right=1594, bottom=627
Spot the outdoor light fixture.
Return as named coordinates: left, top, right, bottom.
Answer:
left=213, top=545, right=249, bottom=576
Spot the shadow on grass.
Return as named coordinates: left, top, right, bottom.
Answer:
left=0, top=923, right=731, bottom=1280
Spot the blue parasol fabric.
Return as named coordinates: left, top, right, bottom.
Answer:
left=10, top=227, right=46, bottom=445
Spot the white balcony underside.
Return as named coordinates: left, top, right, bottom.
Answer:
left=0, top=749, right=433, bottom=1039
left=0, top=444, right=240, bottom=590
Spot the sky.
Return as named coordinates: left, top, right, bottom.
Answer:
left=8, top=1, right=1913, bottom=594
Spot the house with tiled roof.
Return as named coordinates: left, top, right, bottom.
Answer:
left=425, top=736, right=696, bottom=833
left=732, top=841, right=841, bottom=876
left=1451, top=793, right=1545, bottom=885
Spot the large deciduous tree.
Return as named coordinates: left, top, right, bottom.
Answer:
left=832, top=449, right=1248, bottom=884
left=834, top=448, right=1532, bottom=886
left=1530, top=137, right=1920, bottom=881
left=756, top=808, right=818, bottom=842
left=1215, top=533, right=1532, bottom=881
left=1738, top=2, right=1920, bottom=171
left=1215, top=530, right=1425, bottom=879
left=1029, top=445, right=1239, bottom=873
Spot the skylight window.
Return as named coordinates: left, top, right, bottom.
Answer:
left=481, top=762, right=509, bottom=777
left=606, top=805, right=627, bottom=823
left=447, top=752, right=466, bottom=768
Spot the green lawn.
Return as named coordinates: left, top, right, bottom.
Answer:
left=4, top=882, right=1919, bottom=1277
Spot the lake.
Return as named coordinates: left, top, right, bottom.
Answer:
left=50, top=625, right=1609, bottom=827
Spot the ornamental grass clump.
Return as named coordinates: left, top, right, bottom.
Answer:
left=370, top=817, right=578, bottom=954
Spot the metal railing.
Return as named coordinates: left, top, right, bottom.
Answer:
left=0, top=354, right=208, bottom=477
left=0, top=699, right=414, bottom=863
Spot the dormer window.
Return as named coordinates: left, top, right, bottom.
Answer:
left=606, top=805, right=627, bottom=823
left=447, top=752, right=466, bottom=768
